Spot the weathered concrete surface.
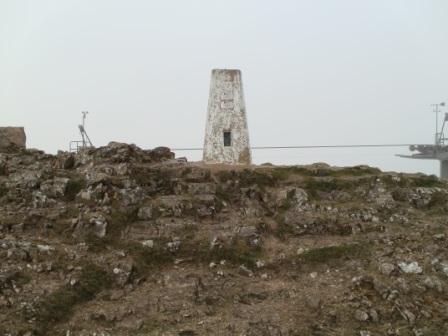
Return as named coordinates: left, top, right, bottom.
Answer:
left=203, top=69, right=251, bottom=165
left=441, top=160, right=448, bottom=179
left=0, top=127, right=26, bottom=152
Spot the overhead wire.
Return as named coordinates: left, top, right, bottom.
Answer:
left=171, top=144, right=425, bottom=151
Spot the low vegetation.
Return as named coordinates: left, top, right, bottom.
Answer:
left=299, top=243, right=368, bottom=264
left=127, top=237, right=262, bottom=278
left=270, top=165, right=381, bottom=180
left=35, top=263, right=111, bottom=332
left=0, top=184, right=7, bottom=198
left=64, top=178, right=86, bottom=201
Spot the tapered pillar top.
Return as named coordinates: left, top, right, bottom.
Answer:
left=203, top=69, right=251, bottom=165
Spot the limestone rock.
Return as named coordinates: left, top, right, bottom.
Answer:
left=354, top=309, right=370, bottom=322
left=379, top=263, right=396, bottom=276
left=398, top=262, right=423, bottom=274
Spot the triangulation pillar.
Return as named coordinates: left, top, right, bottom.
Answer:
left=441, top=160, right=448, bottom=179
left=203, top=69, right=252, bottom=165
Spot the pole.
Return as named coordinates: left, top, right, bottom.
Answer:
left=432, top=104, right=440, bottom=146
left=82, top=111, right=88, bottom=129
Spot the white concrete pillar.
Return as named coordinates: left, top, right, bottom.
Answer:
left=440, top=160, right=448, bottom=180
left=203, top=69, right=252, bottom=165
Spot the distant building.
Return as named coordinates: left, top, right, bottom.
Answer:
left=203, top=69, right=251, bottom=165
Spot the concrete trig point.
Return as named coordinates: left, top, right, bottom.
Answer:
left=203, top=69, right=252, bottom=165
left=397, top=103, right=448, bottom=179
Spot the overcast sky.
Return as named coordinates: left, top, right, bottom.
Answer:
left=1, top=0, right=448, bottom=175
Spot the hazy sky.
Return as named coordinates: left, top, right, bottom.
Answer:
left=1, top=0, right=448, bottom=175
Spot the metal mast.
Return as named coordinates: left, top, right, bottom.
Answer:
left=397, top=102, right=448, bottom=179
left=69, top=111, right=94, bottom=152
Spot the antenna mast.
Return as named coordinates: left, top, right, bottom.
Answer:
left=69, top=111, right=94, bottom=152
left=397, top=102, right=448, bottom=179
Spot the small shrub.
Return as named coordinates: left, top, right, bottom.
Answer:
left=127, top=241, right=175, bottom=277
left=173, top=223, right=198, bottom=240
left=215, top=184, right=231, bottom=202
left=256, top=220, right=270, bottom=233
left=412, top=175, right=442, bottom=188
left=384, top=174, right=442, bottom=188
left=216, top=170, right=234, bottom=183
left=0, top=184, right=7, bottom=198
left=304, top=178, right=354, bottom=199
left=270, top=167, right=311, bottom=180
left=427, top=191, right=448, bottom=209
left=299, top=243, right=367, bottom=264
left=181, top=167, right=193, bottom=177
left=216, top=169, right=277, bottom=189
left=4, top=271, right=31, bottom=287
left=127, top=237, right=262, bottom=277
left=274, top=212, right=295, bottom=238
left=391, top=188, right=408, bottom=202
left=35, top=263, right=110, bottom=330
left=0, top=163, right=7, bottom=176
left=422, top=326, right=448, bottom=336
left=201, top=239, right=261, bottom=268
left=64, top=178, right=86, bottom=201
left=333, top=166, right=381, bottom=177
left=240, top=169, right=276, bottom=188
left=269, top=165, right=380, bottom=181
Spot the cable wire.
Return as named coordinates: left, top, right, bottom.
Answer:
left=172, top=144, right=425, bottom=151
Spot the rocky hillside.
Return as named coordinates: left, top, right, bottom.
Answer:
left=1, top=142, right=448, bottom=336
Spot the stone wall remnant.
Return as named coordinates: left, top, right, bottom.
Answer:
left=0, top=127, right=26, bottom=153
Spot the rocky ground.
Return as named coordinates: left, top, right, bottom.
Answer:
left=1, top=142, right=448, bottom=336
